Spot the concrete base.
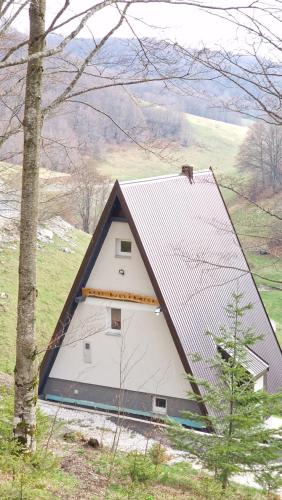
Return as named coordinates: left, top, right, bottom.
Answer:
left=43, top=377, right=202, bottom=419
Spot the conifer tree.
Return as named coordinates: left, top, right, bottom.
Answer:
left=169, top=293, right=282, bottom=491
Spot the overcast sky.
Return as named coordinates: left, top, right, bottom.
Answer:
left=13, top=0, right=277, bottom=51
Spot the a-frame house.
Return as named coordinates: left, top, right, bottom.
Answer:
left=39, top=167, right=282, bottom=427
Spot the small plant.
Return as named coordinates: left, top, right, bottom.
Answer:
left=148, top=442, right=169, bottom=466
left=255, top=464, right=282, bottom=498
left=62, top=430, right=86, bottom=443
left=124, top=451, right=157, bottom=483
left=0, top=386, right=77, bottom=498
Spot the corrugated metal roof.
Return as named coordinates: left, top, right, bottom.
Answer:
left=221, top=346, right=269, bottom=377
left=119, top=171, right=282, bottom=396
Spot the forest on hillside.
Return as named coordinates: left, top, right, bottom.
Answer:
left=0, top=33, right=260, bottom=172
left=2, top=30, right=281, bottom=217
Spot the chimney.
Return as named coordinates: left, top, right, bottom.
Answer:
left=181, top=165, right=194, bottom=184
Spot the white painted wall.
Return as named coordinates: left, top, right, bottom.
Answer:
left=50, top=222, right=192, bottom=399
left=254, top=375, right=264, bottom=392
left=86, top=222, right=155, bottom=296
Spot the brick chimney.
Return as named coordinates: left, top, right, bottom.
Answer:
left=181, top=165, right=194, bottom=184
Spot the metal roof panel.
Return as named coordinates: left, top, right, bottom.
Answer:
left=119, top=171, right=282, bottom=395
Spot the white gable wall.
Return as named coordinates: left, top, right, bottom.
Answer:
left=49, top=221, right=192, bottom=400
left=87, top=221, right=155, bottom=295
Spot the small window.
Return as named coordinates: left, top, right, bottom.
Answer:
left=156, top=398, right=166, bottom=409
left=116, top=239, right=132, bottom=257
left=153, top=396, right=167, bottom=415
left=111, top=308, right=121, bottom=330
left=83, top=342, right=91, bottom=363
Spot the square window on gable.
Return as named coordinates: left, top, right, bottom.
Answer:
left=116, top=239, right=132, bottom=257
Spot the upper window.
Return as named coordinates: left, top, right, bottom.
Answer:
left=111, top=308, right=121, bottom=330
left=116, top=239, right=132, bottom=257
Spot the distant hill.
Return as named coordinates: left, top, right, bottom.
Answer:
left=96, top=112, right=247, bottom=180
left=48, top=33, right=245, bottom=125
left=1, top=32, right=252, bottom=172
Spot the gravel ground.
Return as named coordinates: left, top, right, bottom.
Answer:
left=40, top=401, right=187, bottom=460
left=40, top=401, right=282, bottom=496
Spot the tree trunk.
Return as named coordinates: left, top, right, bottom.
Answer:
left=13, top=0, right=46, bottom=452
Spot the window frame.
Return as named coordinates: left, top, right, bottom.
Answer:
left=107, top=307, right=122, bottom=335
left=83, top=341, right=92, bottom=363
left=152, top=396, right=167, bottom=415
left=116, top=238, right=132, bottom=258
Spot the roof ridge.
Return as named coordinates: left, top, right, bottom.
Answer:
left=119, top=170, right=211, bottom=185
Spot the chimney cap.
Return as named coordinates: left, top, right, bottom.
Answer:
left=181, top=165, right=194, bottom=184
left=182, top=164, right=193, bottom=174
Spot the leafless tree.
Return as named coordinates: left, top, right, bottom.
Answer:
left=13, top=0, right=45, bottom=452
left=71, top=159, right=111, bottom=233
left=175, top=1, right=282, bottom=125
left=237, top=122, right=282, bottom=196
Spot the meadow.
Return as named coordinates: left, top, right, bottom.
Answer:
left=97, top=113, right=247, bottom=181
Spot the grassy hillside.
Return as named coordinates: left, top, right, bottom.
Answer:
left=98, top=113, right=247, bottom=181
left=0, top=388, right=268, bottom=499
left=230, top=192, right=282, bottom=345
left=0, top=228, right=91, bottom=374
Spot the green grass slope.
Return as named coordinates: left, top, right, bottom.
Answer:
left=0, top=229, right=90, bottom=374
left=98, top=113, right=247, bottom=181
left=230, top=193, right=282, bottom=345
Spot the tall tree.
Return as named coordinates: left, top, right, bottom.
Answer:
left=71, top=160, right=110, bottom=233
left=169, top=293, right=282, bottom=491
left=238, top=122, right=282, bottom=196
left=13, top=0, right=46, bottom=451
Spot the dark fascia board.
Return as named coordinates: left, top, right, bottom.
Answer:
left=39, top=181, right=120, bottom=394
left=210, top=167, right=282, bottom=357
left=39, top=179, right=209, bottom=422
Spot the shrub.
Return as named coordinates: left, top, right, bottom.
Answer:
left=124, top=451, right=157, bottom=483
left=0, top=386, right=76, bottom=499
left=62, top=430, right=86, bottom=443
left=255, top=465, right=282, bottom=497
left=148, top=443, right=169, bottom=466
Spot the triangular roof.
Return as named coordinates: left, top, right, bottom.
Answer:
left=39, top=170, right=282, bottom=410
